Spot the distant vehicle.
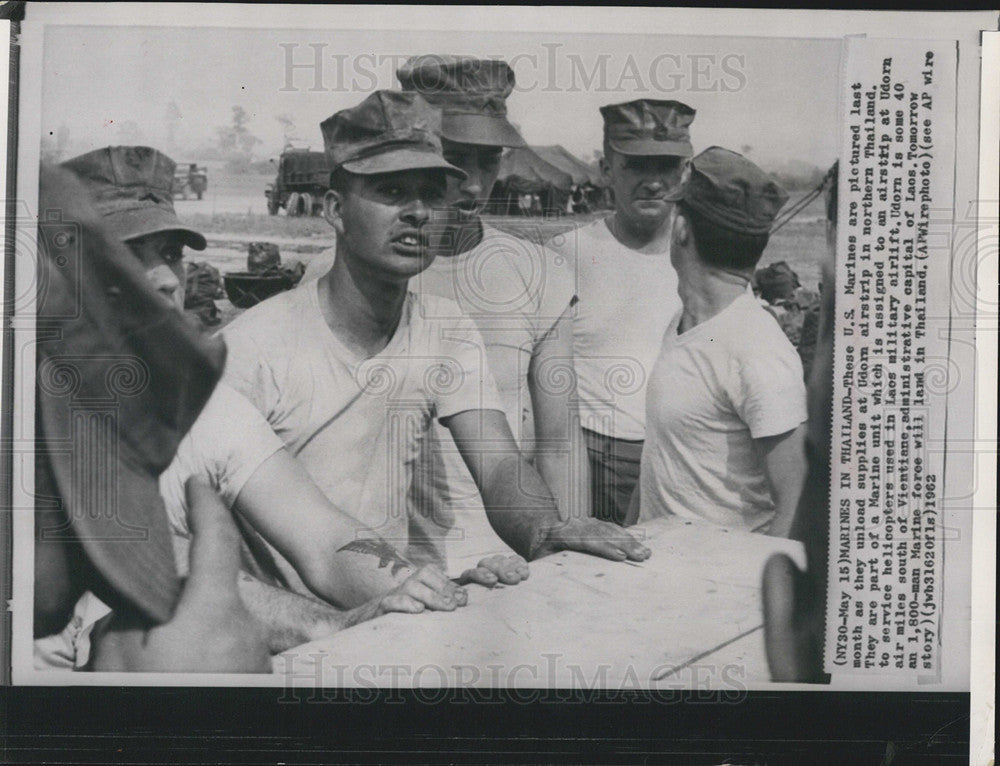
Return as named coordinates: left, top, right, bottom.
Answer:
left=265, top=148, right=330, bottom=216
left=173, top=163, right=208, bottom=200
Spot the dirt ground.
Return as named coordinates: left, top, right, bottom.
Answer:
left=177, top=170, right=826, bottom=329
left=174, top=172, right=275, bottom=216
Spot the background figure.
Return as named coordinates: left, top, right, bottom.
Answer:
left=548, top=99, right=695, bottom=526
left=396, top=55, right=588, bottom=567
left=59, top=146, right=208, bottom=312
left=762, top=161, right=838, bottom=682
left=638, top=147, right=807, bottom=537
left=33, top=163, right=270, bottom=672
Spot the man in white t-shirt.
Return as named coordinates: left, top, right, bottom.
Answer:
left=223, top=90, right=650, bottom=571
left=390, top=55, right=587, bottom=566
left=300, top=58, right=586, bottom=566
left=548, top=99, right=695, bottom=526
left=638, top=146, right=807, bottom=536
left=40, top=147, right=487, bottom=670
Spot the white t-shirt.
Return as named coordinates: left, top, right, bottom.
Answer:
left=159, top=384, right=286, bottom=557
left=410, top=224, right=576, bottom=564
left=159, top=382, right=294, bottom=588
left=548, top=216, right=681, bottom=441
left=639, top=293, right=807, bottom=532
left=220, top=280, right=503, bottom=566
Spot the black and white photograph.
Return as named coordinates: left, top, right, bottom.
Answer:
left=1, top=4, right=995, bottom=763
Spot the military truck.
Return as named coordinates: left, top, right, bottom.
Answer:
left=265, top=148, right=330, bottom=216
left=173, top=163, right=208, bottom=200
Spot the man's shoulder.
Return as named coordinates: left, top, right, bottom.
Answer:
left=197, top=382, right=261, bottom=421
left=725, top=296, right=804, bottom=375
left=734, top=294, right=798, bottom=346
left=221, top=283, right=313, bottom=343
left=180, top=382, right=271, bottom=458
left=300, top=249, right=336, bottom=284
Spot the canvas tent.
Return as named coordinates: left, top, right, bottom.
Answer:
left=497, top=147, right=574, bottom=193
left=531, top=145, right=603, bottom=187
left=493, top=146, right=573, bottom=214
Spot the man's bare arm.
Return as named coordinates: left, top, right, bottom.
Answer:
left=234, top=449, right=524, bottom=601
left=233, top=449, right=416, bottom=608
left=527, top=306, right=591, bottom=522
left=168, top=508, right=457, bottom=655
left=239, top=563, right=475, bottom=654
left=237, top=572, right=350, bottom=653
left=444, top=409, right=650, bottom=562
left=445, top=408, right=556, bottom=558
left=758, top=423, right=808, bottom=538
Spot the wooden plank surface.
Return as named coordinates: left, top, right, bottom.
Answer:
left=277, top=517, right=804, bottom=688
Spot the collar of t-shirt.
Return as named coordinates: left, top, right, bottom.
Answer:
left=305, top=277, right=415, bottom=369
left=673, top=291, right=757, bottom=342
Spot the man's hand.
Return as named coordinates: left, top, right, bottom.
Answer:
left=371, top=565, right=469, bottom=617
left=90, top=479, right=271, bottom=673
left=538, top=517, right=651, bottom=562
left=446, top=410, right=648, bottom=563
left=455, top=554, right=530, bottom=587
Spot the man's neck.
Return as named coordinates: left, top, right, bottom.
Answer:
left=317, top=249, right=409, bottom=358
left=606, top=207, right=673, bottom=253
left=678, top=261, right=750, bottom=333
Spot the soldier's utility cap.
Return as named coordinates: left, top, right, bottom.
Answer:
left=396, top=55, right=527, bottom=148
left=60, top=146, right=207, bottom=251
left=320, top=90, right=466, bottom=177
left=35, top=164, right=225, bottom=626
left=600, top=99, right=696, bottom=158
left=683, top=146, right=789, bottom=235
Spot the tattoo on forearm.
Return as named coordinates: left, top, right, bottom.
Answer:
left=337, top=539, right=411, bottom=576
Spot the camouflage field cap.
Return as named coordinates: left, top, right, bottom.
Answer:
left=600, top=99, right=696, bottom=158
left=320, top=90, right=466, bottom=177
left=35, top=164, right=225, bottom=626
left=684, top=146, right=789, bottom=235
left=60, top=146, right=207, bottom=250
left=396, top=55, right=527, bottom=148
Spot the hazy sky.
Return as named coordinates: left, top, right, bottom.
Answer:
left=42, top=25, right=840, bottom=167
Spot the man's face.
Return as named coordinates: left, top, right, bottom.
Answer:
left=126, top=231, right=187, bottom=312
left=602, top=149, right=688, bottom=232
left=331, top=168, right=448, bottom=281
left=440, top=138, right=503, bottom=222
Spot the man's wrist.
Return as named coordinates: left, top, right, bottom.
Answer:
left=340, top=599, right=383, bottom=631
left=527, top=516, right=565, bottom=560
left=304, top=601, right=349, bottom=642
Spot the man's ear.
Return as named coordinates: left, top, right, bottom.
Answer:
left=676, top=159, right=692, bottom=191
left=672, top=208, right=690, bottom=246
left=323, top=189, right=344, bottom=233
left=599, top=152, right=613, bottom=185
